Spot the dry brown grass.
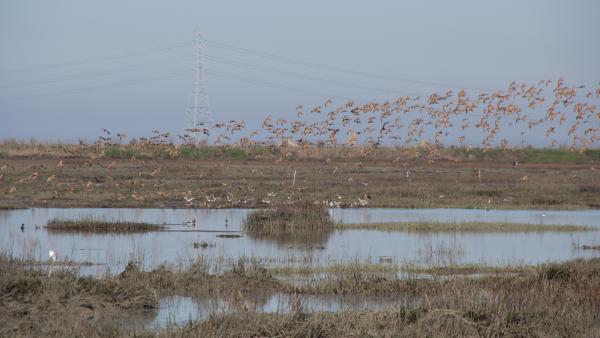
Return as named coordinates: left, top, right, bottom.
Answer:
left=174, top=259, right=600, bottom=337
left=2, top=251, right=600, bottom=337
left=1, top=153, right=599, bottom=210
left=243, top=201, right=333, bottom=235
left=0, top=253, right=158, bottom=338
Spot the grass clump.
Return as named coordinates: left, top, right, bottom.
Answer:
left=0, top=253, right=158, bottom=338
left=46, top=217, right=164, bottom=233
left=401, top=263, right=532, bottom=276
left=103, top=147, right=142, bottom=159
left=243, top=201, right=334, bottom=235
left=581, top=244, right=600, bottom=250
left=194, top=241, right=216, bottom=249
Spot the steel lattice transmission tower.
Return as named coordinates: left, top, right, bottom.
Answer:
left=186, top=32, right=212, bottom=141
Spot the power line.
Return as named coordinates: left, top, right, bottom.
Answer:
left=205, top=55, right=423, bottom=97
left=0, top=41, right=192, bottom=74
left=0, top=67, right=348, bottom=102
left=0, top=72, right=187, bottom=102
left=205, top=39, right=598, bottom=99
left=0, top=57, right=191, bottom=89
left=3, top=36, right=596, bottom=100
left=204, top=40, right=501, bottom=92
left=205, top=69, right=355, bottom=101
left=0, top=67, right=593, bottom=126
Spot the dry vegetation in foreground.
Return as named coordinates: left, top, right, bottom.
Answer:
left=194, top=260, right=600, bottom=337
left=0, top=253, right=158, bottom=337
left=2, top=251, right=600, bottom=337
left=268, top=261, right=532, bottom=277
left=46, top=217, right=164, bottom=233
left=1, top=144, right=600, bottom=210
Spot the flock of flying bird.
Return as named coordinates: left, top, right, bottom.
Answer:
left=94, top=78, right=599, bottom=152
left=3, top=78, right=599, bottom=208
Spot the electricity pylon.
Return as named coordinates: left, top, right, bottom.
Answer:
left=186, top=31, right=212, bottom=142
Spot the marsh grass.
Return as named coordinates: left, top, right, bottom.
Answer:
left=0, top=252, right=159, bottom=337
left=271, top=262, right=533, bottom=278
left=269, top=261, right=401, bottom=277
left=46, top=217, right=164, bottom=233
left=2, top=140, right=600, bottom=163
left=193, top=241, right=216, bottom=249
left=175, top=258, right=600, bottom=337
left=3, top=251, right=600, bottom=337
left=581, top=244, right=600, bottom=250
left=401, top=264, right=532, bottom=276
left=243, top=201, right=334, bottom=235
left=337, top=221, right=594, bottom=232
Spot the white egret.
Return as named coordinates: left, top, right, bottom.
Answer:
left=48, top=250, right=57, bottom=277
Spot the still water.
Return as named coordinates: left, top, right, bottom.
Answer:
left=145, top=293, right=416, bottom=329
left=1, top=208, right=599, bottom=275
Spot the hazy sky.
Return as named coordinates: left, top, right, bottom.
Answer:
left=1, top=0, right=599, bottom=144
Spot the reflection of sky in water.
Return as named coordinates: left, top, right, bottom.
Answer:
left=1, top=208, right=599, bottom=275
left=151, top=293, right=415, bottom=329
left=329, top=208, right=600, bottom=227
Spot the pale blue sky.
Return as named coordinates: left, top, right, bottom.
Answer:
left=1, top=0, right=599, bottom=144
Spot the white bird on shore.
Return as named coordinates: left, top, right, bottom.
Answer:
left=48, top=250, right=57, bottom=276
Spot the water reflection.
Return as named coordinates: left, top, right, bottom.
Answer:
left=149, top=293, right=416, bottom=329
left=1, top=208, right=599, bottom=275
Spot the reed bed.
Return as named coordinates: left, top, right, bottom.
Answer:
left=0, top=252, right=158, bottom=338
left=46, top=217, right=164, bottom=233
left=269, top=261, right=532, bottom=277
left=243, top=201, right=334, bottom=235
left=2, top=250, right=600, bottom=337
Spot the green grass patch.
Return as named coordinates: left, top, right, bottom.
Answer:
left=46, top=217, right=164, bottom=233
left=458, top=147, right=600, bottom=163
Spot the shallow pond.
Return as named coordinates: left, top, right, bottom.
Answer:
left=1, top=208, right=599, bottom=275
left=146, top=293, right=416, bottom=329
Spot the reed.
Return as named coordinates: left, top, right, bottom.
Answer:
left=243, top=201, right=334, bottom=235
left=46, top=217, right=164, bottom=233
left=3, top=251, right=600, bottom=337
